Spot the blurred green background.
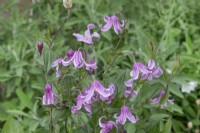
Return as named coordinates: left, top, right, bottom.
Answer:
left=0, top=0, right=199, bottom=132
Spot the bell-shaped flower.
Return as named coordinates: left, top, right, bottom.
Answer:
left=100, top=15, right=124, bottom=34
left=42, top=84, right=55, bottom=105
left=114, top=105, right=138, bottom=125
left=150, top=90, right=174, bottom=108
left=52, top=58, right=63, bottom=78
left=73, top=23, right=100, bottom=45
left=124, top=87, right=137, bottom=99
left=99, top=116, right=117, bottom=133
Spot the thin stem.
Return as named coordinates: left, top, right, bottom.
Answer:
left=49, top=9, right=71, bottom=48
left=50, top=108, right=53, bottom=133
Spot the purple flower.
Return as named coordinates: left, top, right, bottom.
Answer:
left=71, top=81, right=115, bottom=114
left=114, top=105, right=138, bottom=125
left=37, top=41, right=43, bottom=55
left=73, top=23, right=100, bottom=45
left=52, top=58, right=63, bottom=78
left=62, top=50, right=97, bottom=71
left=42, top=84, right=55, bottom=105
left=100, top=15, right=124, bottom=34
left=150, top=90, right=174, bottom=108
left=140, top=59, right=163, bottom=80
left=124, top=87, right=137, bottom=99
left=99, top=116, right=117, bottom=133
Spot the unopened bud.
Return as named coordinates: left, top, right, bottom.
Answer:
left=196, top=99, right=200, bottom=105
left=187, top=122, right=193, bottom=129
left=37, top=41, right=43, bottom=55
left=63, top=0, right=73, bottom=9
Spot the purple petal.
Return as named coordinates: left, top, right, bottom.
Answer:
left=124, top=87, right=137, bottom=98
left=124, top=79, right=134, bottom=88
left=152, top=66, right=163, bottom=78
left=42, top=84, right=54, bottom=105
left=73, top=33, right=93, bottom=44
left=73, top=51, right=85, bottom=68
left=92, top=32, right=100, bottom=40
left=84, top=104, right=91, bottom=113
left=92, top=81, right=115, bottom=98
left=147, top=74, right=153, bottom=81
left=101, top=16, right=112, bottom=32
left=87, top=23, right=95, bottom=29
left=56, top=65, right=61, bottom=78
left=71, top=94, right=83, bottom=114
left=140, top=73, right=148, bottom=80
left=150, top=91, right=165, bottom=104
left=85, top=59, right=97, bottom=71
left=52, top=58, right=63, bottom=67
left=160, top=103, right=167, bottom=108
left=135, top=62, right=149, bottom=74
left=148, top=59, right=155, bottom=70
left=168, top=99, right=174, bottom=104
left=66, top=49, right=74, bottom=60
left=126, top=110, right=138, bottom=124
left=115, top=106, right=127, bottom=125
left=82, top=86, right=95, bottom=103
left=132, top=64, right=139, bottom=80
left=99, top=116, right=106, bottom=128
left=112, top=16, right=123, bottom=34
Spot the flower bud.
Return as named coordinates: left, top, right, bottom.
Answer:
left=187, top=122, right=193, bottom=129
left=63, top=0, right=73, bottom=9
left=37, top=41, right=43, bottom=55
left=196, top=99, right=200, bottom=105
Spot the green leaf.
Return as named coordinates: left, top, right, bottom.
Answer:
left=124, top=123, right=136, bottom=133
left=16, top=88, right=33, bottom=109
left=10, top=60, right=28, bottom=69
left=2, top=117, right=24, bottom=133
left=0, top=105, right=8, bottom=121
left=169, top=84, right=184, bottom=99
left=162, top=117, right=172, bottom=133
left=150, top=113, right=170, bottom=121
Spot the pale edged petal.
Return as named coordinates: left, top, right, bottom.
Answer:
left=150, top=91, right=165, bottom=104
left=56, top=65, right=61, bottom=78
left=73, top=33, right=93, bottom=44
left=87, top=23, right=95, bottom=29
left=85, top=59, right=97, bottom=71
left=112, top=16, right=123, bottom=34
left=116, top=106, right=127, bottom=125
left=124, top=79, right=134, bottom=88
left=92, top=32, right=100, bottom=40
left=82, top=86, right=95, bottom=102
left=73, top=51, right=85, bottom=68
left=140, top=73, right=148, bottom=80
left=135, top=62, right=149, bottom=74
left=126, top=111, right=138, bottom=124
left=99, top=116, right=106, bottom=128
left=148, top=59, right=155, bottom=70
left=84, top=104, right=91, bottom=113
left=52, top=58, right=63, bottom=67
left=152, top=66, right=163, bottom=78
left=101, top=16, right=112, bottom=32
left=168, top=99, right=174, bottom=104
left=132, top=64, right=139, bottom=80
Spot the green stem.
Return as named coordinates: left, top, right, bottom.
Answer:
left=50, top=108, right=53, bottom=133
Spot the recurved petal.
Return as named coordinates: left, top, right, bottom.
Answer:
left=152, top=66, right=163, bottom=78
left=92, top=32, right=100, bottom=40
left=126, top=111, right=138, bottom=124
left=99, top=116, right=106, bottom=128
left=84, top=104, right=91, bottom=113
left=87, top=23, right=95, bottom=29
left=73, top=33, right=93, bottom=44
left=52, top=58, right=63, bottom=67
left=132, top=64, right=139, bottom=80
left=148, top=59, right=155, bottom=70
left=56, top=65, right=61, bottom=78
left=112, top=16, right=123, bottom=34
left=135, top=62, right=149, bottom=74
left=100, top=16, right=113, bottom=32
left=124, top=79, right=134, bottom=88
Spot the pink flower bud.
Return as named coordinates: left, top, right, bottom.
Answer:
left=37, top=41, right=43, bottom=55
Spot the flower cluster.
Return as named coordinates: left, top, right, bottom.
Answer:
left=51, top=50, right=97, bottom=78
left=71, top=80, right=115, bottom=114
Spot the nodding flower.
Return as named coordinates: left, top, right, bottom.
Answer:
left=71, top=80, right=115, bottom=114
left=73, top=23, right=100, bottom=45
left=100, top=15, right=124, bottom=34
left=42, top=84, right=56, bottom=105
left=52, top=58, right=63, bottom=78
left=114, top=105, right=138, bottom=125
left=99, top=116, right=117, bottom=133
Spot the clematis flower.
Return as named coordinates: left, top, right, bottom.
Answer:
left=100, top=15, right=124, bottom=34
left=114, top=105, right=138, bottom=125
left=37, top=41, right=43, bottom=55
left=62, top=50, right=97, bottom=71
left=99, top=116, right=117, bottom=133
left=73, top=23, right=100, bottom=45
left=71, top=81, right=115, bottom=114
left=150, top=90, right=174, bottom=108
left=52, top=58, right=63, bottom=78
left=124, top=87, right=138, bottom=99
left=140, top=59, right=163, bottom=80
left=42, top=84, right=55, bottom=105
